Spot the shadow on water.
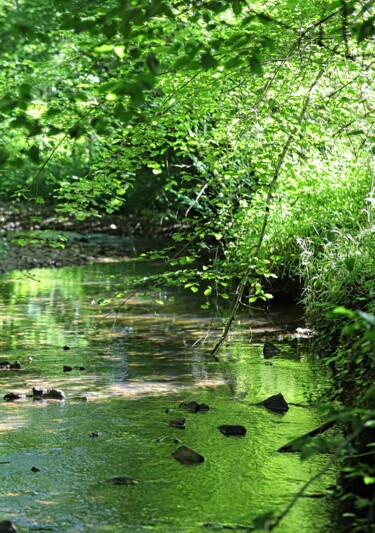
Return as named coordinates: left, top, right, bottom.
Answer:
left=0, top=262, right=337, bottom=532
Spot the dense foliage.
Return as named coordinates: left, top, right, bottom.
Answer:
left=0, top=0, right=374, bottom=530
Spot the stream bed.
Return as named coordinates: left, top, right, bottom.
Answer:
left=0, top=260, right=338, bottom=532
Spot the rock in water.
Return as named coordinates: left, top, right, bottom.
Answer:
left=3, top=393, right=26, bottom=401
left=0, top=521, right=17, bottom=533
left=169, top=418, right=186, bottom=429
left=218, top=425, right=247, bottom=437
left=43, top=389, right=66, bottom=400
left=179, top=400, right=210, bottom=413
left=263, top=341, right=281, bottom=358
left=32, top=387, right=66, bottom=400
left=9, top=361, right=21, bottom=370
left=172, top=445, right=205, bottom=465
left=32, top=387, right=48, bottom=398
left=262, top=393, right=289, bottom=413
left=106, top=476, right=139, bottom=485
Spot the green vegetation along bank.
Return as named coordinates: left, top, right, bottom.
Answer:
left=0, top=1, right=374, bottom=530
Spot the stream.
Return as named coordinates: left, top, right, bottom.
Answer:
left=0, top=259, right=338, bottom=532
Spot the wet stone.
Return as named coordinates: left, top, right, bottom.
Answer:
left=218, top=425, right=247, bottom=437
left=63, top=365, right=73, bottom=372
left=261, top=393, right=289, bottom=413
left=106, top=476, right=139, bottom=485
left=43, top=389, right=66, bottom=400
left=169, top=418, right=186, bottom=429
left=263, top=341, right=281, bottom=359
left=0, top=521, right=17, bottom=533
left=31, top=466, right=40, bottom=472
left=179, top=400, right=210, bottom=413
left=9, top=361, right=21, bottom=370
left=172, top=445, right=205, bottom=465
left=32, top=387, right=48, bottom=398
left=3, top=393, right=26, bottom=402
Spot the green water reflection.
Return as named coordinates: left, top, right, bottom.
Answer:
left=0, top=263, right=337, bottom=532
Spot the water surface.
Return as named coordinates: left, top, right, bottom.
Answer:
left=0, top=261, right=337, bottom=532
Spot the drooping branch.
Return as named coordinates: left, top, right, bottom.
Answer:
left=210, top=67, right=325, bottom=357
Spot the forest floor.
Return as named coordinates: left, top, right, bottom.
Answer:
left=0, top=205, right=178, bottom=274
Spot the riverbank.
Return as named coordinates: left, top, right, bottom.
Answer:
left=0, top=205, right=179, bottom=274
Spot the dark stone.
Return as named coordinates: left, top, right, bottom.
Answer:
left=32, top=387, right=48, bottom=398
left=43, top=389, right=66, bottom=400
left=4, top=393, right=26, bottom=401
left=9, top=361, right=21, bottom=370
left=179, top=400, right=210, bottom=413
left=0, top=361, right=10, bottom=367
left=63, top=345, right=71, bottom=351
left=106, top=476, right=139, bottom=485
left=263, top=341, right=281, bottom=358
left=31, top=466, right=40, bottom=472
left=0, top=521, right=17, bottom=533
left=262, top=393, right=289, bottom=413
left=156, top=436, right=165, bottom=443
left=172, top=445, right=205, bottom=465
left=179, top=400, right=200, bottom=412
left=63, top=365, right=73, bottom=372
left=169, top=418, right=186, bottom=429
left=90, top=431, right=100, bottom=438
left=218, top=425, right=247, bottom=437
left=75, top=366, right=85, bottom=371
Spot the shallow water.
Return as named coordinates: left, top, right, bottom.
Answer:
left=0, top=261, right=337, bottom=532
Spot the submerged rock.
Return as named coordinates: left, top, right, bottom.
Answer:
left=106, top=476, right=139, bottom=485
left=261, top=393, right=289, bottom=413
left=218, top=425, right=247, bottom=437
left=172, top=445, right=205, bottom=465
left=3, top=393, right=26, bottom=401
left=0, top=521, right=17, bottom=533
left=0, top=361, right=10, bottom=368
left=263, top=341, right=281, bottom=358
left=31, top=466, right=40, bottom=472
left=64, top=365, right=85, bottom=372
left=169, top=417, right=186, bottom=429
left=179, top=400, right=209, bottom=413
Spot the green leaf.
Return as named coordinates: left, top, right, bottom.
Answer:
left=28, top=145, right=40, bottom=164
left=250, top=55, right=262, bottom=75
left=200, top=52, right=218, bottom=70
left=0, top=148, right=10, bottom=165
left=232, top=0, right=243, bottom=15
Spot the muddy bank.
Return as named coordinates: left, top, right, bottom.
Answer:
left=0, top=205, right=180, bottom=274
